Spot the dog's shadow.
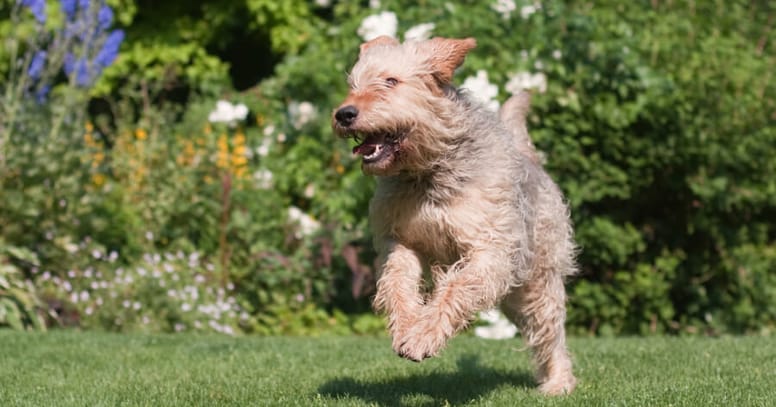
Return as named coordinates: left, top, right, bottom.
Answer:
left=317, top=354, right=534, bottom=406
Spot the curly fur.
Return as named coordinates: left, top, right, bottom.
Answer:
left=333, top=36, right=578, bottom=395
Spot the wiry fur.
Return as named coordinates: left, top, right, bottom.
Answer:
left=333, top=36, right=578, bottom=395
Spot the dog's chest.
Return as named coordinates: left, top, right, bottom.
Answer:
left=371, top=184, right=460, bottom=264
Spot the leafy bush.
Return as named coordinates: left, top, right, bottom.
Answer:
left=0, top=240, right=47, bottom=330
left=1, top=0, right=774, bottom=336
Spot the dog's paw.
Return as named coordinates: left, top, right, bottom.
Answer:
left=538, top=374, right=577, bottom=396
left=394, top=325, right=447, bottom=362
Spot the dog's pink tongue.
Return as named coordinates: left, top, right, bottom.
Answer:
left=353, top=143, right=377, bottom=156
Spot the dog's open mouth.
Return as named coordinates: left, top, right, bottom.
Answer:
left=350, top=132, right=401, bottom=164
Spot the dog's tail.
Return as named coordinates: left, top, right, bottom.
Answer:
left=499, top=91, right=540, bottom=164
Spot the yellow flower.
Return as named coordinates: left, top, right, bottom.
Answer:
left=135, top=129, right=148, bottom=140
left=85, top=122, right=94, bottom=133
left=231, top=155, right=248, bottom=167
left=216, top=134, right=229, bottom=169
left=234, top=132, right=246, bottom=146
left=84, top=133, right=96, bottom=147
left=92, top=173, right=106, bottom=187
left=92, top=152, right=105, bottom=168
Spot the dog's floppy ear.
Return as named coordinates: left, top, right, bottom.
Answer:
left=422, top=37, right=477, bottom=84
left=359, top=35, right=399, bottom=57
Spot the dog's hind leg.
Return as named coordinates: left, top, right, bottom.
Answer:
left=500, top=265, right=577, bottom=395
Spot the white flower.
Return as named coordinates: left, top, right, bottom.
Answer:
left=505, top=71, right=548, bottom=94
left=552, top=49, right=562, bottom=60
left=145, top=231, right=154, bottom=241
left=80, top=291, right=90, bottom=302
left=181, top=303, right=192, bottom=312
left=357, top=11, right=398, bottom=41
left=404, top=22, right=435, bottom=42
left=254, top=169, right=274, bottom=190
left=91, top=249, right=102, bottom=259
left=133, top=301, right=142, bottom=310
left=492, top=0, right=516, bottom=19
left=174, top=323, right=186, bottom=332
left=314, top=0, right=331, bottom=7
left=474, top=309, right=518, bottom=339
left=256, top=137, right=272, bottom=157
left=369, top=0, right=381, bottom=9
left=287, top=206, right=321, bottom=239
left=304, top=183, right=316, bottom=198
left=520, top=4, right=537, bottom=19
left=288, top=101, right=317, bottom=129
left=462, top=70, right=500, bottom=111
left=208, top=100, right=249, bottom=126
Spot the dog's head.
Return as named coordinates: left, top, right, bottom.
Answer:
left=332, top=36, right=477, bottom=176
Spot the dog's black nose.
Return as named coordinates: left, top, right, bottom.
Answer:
left=335, top=105, right=359, bottom=126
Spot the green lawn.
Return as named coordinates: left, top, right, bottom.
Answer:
left=0, top=331, right=774, bottom=406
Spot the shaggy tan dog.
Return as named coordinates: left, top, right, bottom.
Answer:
left=332, top=36, right=578, bottom=395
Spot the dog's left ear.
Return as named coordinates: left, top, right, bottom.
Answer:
left=423, top=37, right=477, bottom=84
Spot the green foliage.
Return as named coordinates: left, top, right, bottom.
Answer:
left=1, top=0, right=774, bottom=336
left=0, top=240, right=47, bottom=330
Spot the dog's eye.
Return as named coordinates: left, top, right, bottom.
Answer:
left=385, top=77, right=399, bottom=87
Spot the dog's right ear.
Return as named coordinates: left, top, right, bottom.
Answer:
left=422, top=37, right=477, bottom=84
left=359, top=36, right=399, bottom=57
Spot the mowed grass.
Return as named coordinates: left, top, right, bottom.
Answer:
left=1, top=331, right=774, bottom=406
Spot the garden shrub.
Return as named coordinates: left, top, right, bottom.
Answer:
left=1, top=0, right=774, bottom=336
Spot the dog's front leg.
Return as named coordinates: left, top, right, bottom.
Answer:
left=398, top=251, right=512, bottom=361
left=371, top=240, right=425, bottom=357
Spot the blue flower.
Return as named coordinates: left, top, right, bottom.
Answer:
left=60, top=0, right=77, bottom=20
left=28, top=51, right=47, bottom=80
left=94, top=29, right=124, bottom=68
left=63, top=53, right=92, bottom=87
left=19, top=0, right=46, bottom=24
left=97, top=4, right=113, bottom=30
left=35, top=85, right=51, bottom=104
